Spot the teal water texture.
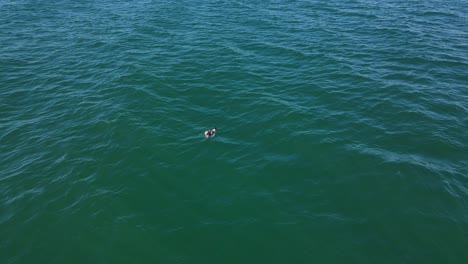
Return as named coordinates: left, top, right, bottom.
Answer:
left=1, top=0, right=468, bottom=263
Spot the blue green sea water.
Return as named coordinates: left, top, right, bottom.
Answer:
left=1, top=0, right=468, bottom=263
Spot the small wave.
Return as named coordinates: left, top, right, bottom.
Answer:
left=346, top=143, right=462, bottom=176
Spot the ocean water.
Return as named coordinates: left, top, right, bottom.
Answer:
left=1, top=0, right=467, bottom=263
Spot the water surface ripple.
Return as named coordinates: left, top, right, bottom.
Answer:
left=1, top=0, right=468, bottom=263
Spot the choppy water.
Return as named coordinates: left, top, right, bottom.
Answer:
left=1, top=0, right=468, bottom=263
